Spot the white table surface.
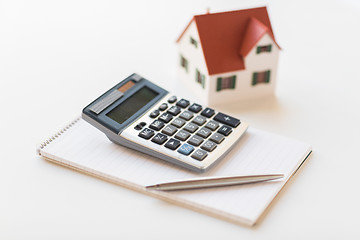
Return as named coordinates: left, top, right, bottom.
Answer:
left=1, top=0, right=360, bottom=239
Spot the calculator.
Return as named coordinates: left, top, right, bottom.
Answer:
left=82, top=74, right=248, bottom=172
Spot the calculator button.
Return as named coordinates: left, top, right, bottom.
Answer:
left=209, top=133, right=225, bottom=144
left=183, top=122, right=199, bottom=133
left=134, top=124, right=143, bottom=130
left=161, top=125, right=178, bottom=136
left=139, top=122, right=146, bottom=127
left=176, top=99, right=190, bottom=108
left=201, top=140, right=217, bottom=152
left=213, top=113, right=240, bottom=128
left=204, top=120, right=219, bottom=131
left=174, top=130, right=191, bottom=141
left=151, top=133, right=168, bottom=145
left=159, top=103, right=168, bottom=111
left=196, top=127, right=211, bottom=138
left=149, top=109, right=160, bottom=118
left=171, top=118, right=186, bottom=128
left=167, top=106, right=181, bottom=116
left=138, top=128, right=155, bottom=140
left=168, top=95, right=177, bottom=103
left=149, top=120, right=165, bottom=131
left=217, top=125, right=232, bottom=136
left=187, top=135, right=204, bottom=147
left=192, top=115, right=207, bottom=126
left=191, top=149, right=208, bottom=161
left=158, top=113, right=173, bottom=123
left=179, top=111, right=194, bottom=121
left=165, top=138, right=181, bottom=150
left=188, top=103, right=202, bottom=113
left=177, top=143, right=195, bottom=156
left=201, top=108, right=215, bottom=118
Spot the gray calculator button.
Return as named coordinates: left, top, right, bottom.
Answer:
left=192, top=115, right=207, bottom=126
left=161, top=125, right=178, bottom=136
left=205, top=120, right=219, bottom=131
left=201, top=140, right=217, bottom=152
left=183, top=122, right=199, bottom=133
left=171, top=118, right=186, bottom=128
left=187, top=135, right=204, bottom=147
left=179, top=111, right=194, bottom=121
left=175, top=130, right=191, bottom=141
left=209, top=132, right=225, bottom=144
left=196, top=127, right=211, bottom=138
left=191, top=149, right=208, bottom=161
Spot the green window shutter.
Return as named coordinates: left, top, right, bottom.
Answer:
left=201, top=75, right=205, bottom=88
left=256, top=46, right=261, bottom=54
left=216, top=78, right=222, bottom=91
left=230, top=76, right=236, bottom=89
left=265, top=70, right=271, bottom=83
left=268, top=45, right=272, bottom=52
left=252, top=73, right=258, bottom=86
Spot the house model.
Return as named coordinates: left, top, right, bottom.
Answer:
left=176, top=7, right=280, bottom=106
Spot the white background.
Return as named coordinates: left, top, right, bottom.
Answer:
left=1, top=0, right=360, bottom=239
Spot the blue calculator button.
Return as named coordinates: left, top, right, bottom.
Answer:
left=177, top=143, right=195, bottom=156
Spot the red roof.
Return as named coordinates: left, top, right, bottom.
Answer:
left=177, top=7, right=280, bottom=75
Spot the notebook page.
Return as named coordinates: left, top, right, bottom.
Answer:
left=39, top=119, right=311, bottom=225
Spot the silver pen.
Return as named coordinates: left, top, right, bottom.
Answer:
left=146, top=174, right=284, bottom=191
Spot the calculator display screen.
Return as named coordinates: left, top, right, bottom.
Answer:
left=106, top=87, right=158, bottom=124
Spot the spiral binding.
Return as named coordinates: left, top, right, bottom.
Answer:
left=37, top=117, right=81, bottom=153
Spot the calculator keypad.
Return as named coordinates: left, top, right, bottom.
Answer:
left=134, top=95, right=246, bottom=170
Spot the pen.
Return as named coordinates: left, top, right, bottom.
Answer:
left=146, top=174, right=284, bottom=191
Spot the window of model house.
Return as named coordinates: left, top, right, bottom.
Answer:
left=180, top=55, right=188, bottom=72
left=190, top=37, right=198, bottom=48
left=252, top=70, right=271, bottom=86
left=256, top=44, right=272, bottom=54
left=195, top=69, right=205, bottom=88
left=216, top=75, right=236, bottom=91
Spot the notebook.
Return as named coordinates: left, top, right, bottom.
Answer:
left=37, top=117, right=311, bottom=226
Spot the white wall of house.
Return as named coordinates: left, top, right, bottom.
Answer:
left=177, top=21, right=209, bottom=104
left=207, top=33, right=280, bottom=106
